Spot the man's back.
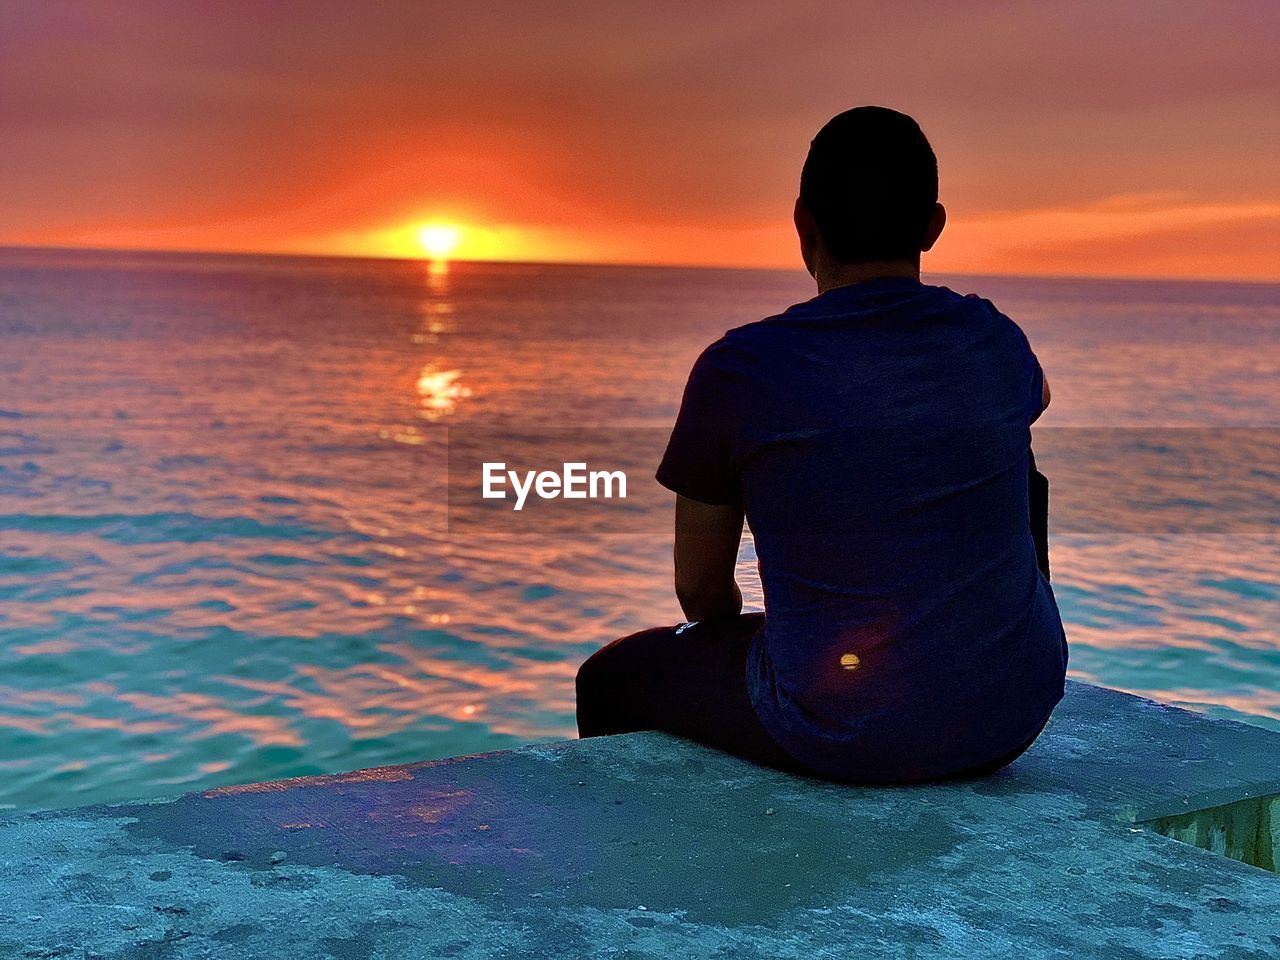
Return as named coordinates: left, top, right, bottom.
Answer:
left=580, top=106, right=1067, bottom=784
left=657, top=276, right=1068, bottom=782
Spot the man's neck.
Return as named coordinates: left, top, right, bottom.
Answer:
left=814, top=258, right=920, bottom=294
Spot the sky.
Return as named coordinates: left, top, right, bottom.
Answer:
left=2, top=1, right=1278, bottom=280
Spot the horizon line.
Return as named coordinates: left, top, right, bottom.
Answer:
left=3, top=242, right=1278, bottom=289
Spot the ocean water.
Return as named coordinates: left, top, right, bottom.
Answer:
left=1, top=246, right=1277, bottom=812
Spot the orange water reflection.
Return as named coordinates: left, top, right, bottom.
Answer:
left=214, top=643, right=574, bottom=741
left=416, top=367, right=471, bottom=418
left=113, top=690, right=303, bottom=746
left=425, top=259, right=450, bottom=293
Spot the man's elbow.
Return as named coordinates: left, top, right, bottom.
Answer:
left=675, top=582, right=712, bottom=616
left=675, top=578, right=741, bottom=622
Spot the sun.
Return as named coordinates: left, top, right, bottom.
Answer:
left=417, top=223, right=462, bottom=260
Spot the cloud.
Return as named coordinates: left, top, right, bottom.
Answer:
left=938, top=194, right=1280, bottom=280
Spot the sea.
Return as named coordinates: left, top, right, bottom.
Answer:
left=1, top=246, right=1277, bottom=812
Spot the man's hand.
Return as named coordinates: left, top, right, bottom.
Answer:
left=673, top=494, right=745, bottom=622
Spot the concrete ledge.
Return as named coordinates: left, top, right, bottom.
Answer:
left=2, top=681, right=1279, bottom=958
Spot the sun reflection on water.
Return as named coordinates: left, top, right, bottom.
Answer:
left=425, top=258, right=450, bottom=292
left=416, top=366, right=471, bottom=418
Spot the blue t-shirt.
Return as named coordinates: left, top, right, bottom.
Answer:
left=656, top=277, right=1068, bottom=782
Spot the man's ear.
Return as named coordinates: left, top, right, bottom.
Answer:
left=920, top=202, right=946, bottom=252
left=794, top=197, right=819, bottom=278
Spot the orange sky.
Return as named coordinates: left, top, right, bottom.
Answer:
left=2, top=2, right=1277, bottom=280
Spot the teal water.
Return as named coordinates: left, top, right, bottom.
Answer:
left=1, top=247, right=1278, bottom=812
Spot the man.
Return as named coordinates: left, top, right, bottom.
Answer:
left=576, top=106, right=1068, bottom=784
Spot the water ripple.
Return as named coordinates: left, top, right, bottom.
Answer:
left=0, top=251, right=1277, bottom=811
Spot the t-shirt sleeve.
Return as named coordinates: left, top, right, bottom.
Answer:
left=655, top=343, right=742, bottom=506
left=1023, top=336, right=1046, bottom=424
left=1001, top=308, right=1045, bottom=425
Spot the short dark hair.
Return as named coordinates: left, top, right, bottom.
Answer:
left=799, top=106, right=938, bottom=264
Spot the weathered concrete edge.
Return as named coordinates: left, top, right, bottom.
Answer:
left=9, top=679, right=1280, bottom=829
left=1079, top=682, right=1280, bottom=823
left=1125, top=780, right=1280, bottom=826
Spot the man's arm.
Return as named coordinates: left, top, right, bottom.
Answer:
left=673, top=494, right=744, bottom=622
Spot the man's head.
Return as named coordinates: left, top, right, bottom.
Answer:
left=795, top=106, right=945, bottom=279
